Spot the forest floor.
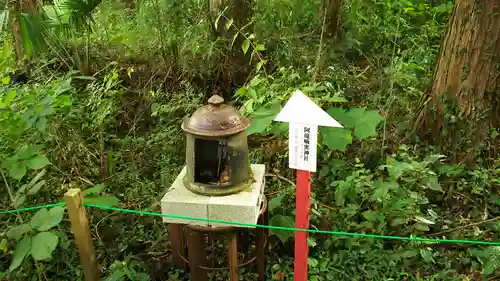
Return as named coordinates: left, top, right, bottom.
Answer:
left=1, top=0, right=500, bottom=280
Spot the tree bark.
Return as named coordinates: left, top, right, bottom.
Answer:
left=323, top=0, right=343, bottom=39
left=416, top=0, right=500, bottom=154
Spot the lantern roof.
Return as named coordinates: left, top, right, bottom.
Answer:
left=182, top=95, right=250, bottom=137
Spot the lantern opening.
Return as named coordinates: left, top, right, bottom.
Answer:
left=194, top=138, right=230, bottom=185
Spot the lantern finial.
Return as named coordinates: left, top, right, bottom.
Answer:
left=208, top=95, right=224, bottom=106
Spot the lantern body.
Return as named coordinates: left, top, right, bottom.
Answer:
left=182, top=95, right=253, bottom=196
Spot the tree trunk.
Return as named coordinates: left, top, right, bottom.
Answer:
left=416, top=0, right=500, bottom=156
left=323, top=0, right=342, bottom=39
left=12, top=0, right=41, bottom=66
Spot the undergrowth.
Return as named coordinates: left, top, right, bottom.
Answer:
left=1, top=0, right=500, bottom=280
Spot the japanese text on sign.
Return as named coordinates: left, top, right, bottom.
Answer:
left=288, top=123, right=317, bottom=172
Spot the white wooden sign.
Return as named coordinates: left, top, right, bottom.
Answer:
left=288, top=123, right=318, bottom=172
left=275, top=90, right=343, bottom=172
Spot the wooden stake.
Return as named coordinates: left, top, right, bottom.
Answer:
left=65, top=189, right=100, bottom=281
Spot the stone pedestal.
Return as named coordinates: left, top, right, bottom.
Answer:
left=161, top=164, right=265, bottom=227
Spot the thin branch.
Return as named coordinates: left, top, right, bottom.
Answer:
left=426, top=216, right=500, bottom=238
left=1, top=168, right=24, bottom=223
left=265, top=172, right=295, bottom=186
left=312, top=6, right=328, bottom=81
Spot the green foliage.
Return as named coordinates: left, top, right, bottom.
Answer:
left=7, top=206, right=64, bottom=271
left=104, top=260, right=150, bottom=281
left=269, top=214, right=295, bottom=243
left=9, top=236, right=31, bottom=272
left=321, top=107, right=384, bottom=151
left=31, top=232, right=59, bottom=261
left=1, top=0, right=497, bottom=280
left=30, top=206, right=65, bottom=231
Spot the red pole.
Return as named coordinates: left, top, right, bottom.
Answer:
left=294, top=169, right=311, bottom=281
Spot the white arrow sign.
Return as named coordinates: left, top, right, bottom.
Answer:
left=274, top=89, right=343, bottom=172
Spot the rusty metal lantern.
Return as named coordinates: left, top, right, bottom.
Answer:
left=181, top=95, right=253, bottom=196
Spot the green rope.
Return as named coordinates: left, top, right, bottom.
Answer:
left=83, top=203, right=500, bottom=247
left=0, top=202, right=66, bottom=215
left=2, top=202, right=500, bottom=246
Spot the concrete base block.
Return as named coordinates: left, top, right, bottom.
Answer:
left=161, top=164, right=265, bottom=228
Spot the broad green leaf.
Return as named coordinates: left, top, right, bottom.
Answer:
left=242, top=38, right=250, bottom=54
left=9, top=235, right=31, bottom=271
left=9, top=162, right=27, bottom=181
left=7, top=224, right=32, bottom=241
left=268, top=194, right=285, bottom=212
left=372, top=181, right=390, bottom=202
left=327, top=108, right=384, bottom=140
left=321, top=127, right=352, bottom=151
left=437, top=163, right=464, bottom=176
left=36, top=117, right=47, bottom=132
left=327, top=108, right=356, bottom=128
left=353, top=110, right=384, bottom=140
left=249, top=75, right=264, bottom=87
left=308, top=257, right=318, bottom=267
left=247, top=103, right=281, bottom=136
left=423, top=175, right=443, bottom=192
left=84, top=195, right=119, bottom=207
left=269, top=215, right=295, bottom=243
left=384, top=157, right=414, bottom=179
left=390, top=217, right=406, bottom=226
left=125, top=268, right=150, bottom=281
left=329, top=159, right=346, bottom=171
left=25, top=155, right=50, bottom=170
left=82, top=183, right=106, bottom=196
left=31, top=232, right=59, bottom=261
left=17, top=145, right=43, bottom=160
left=30, top=207, right=65, bottom=231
